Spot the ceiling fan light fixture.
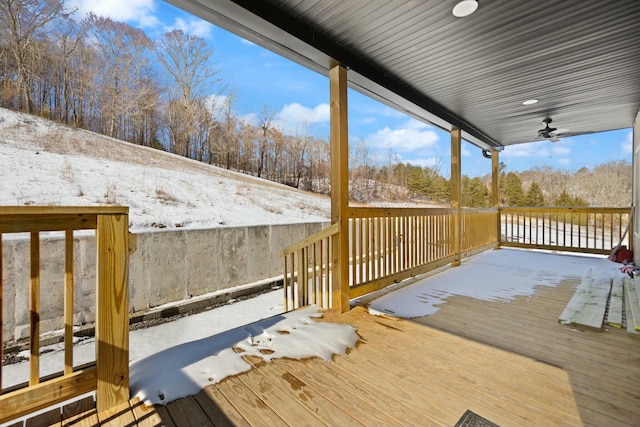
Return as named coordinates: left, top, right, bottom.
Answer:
left=522, top=99, right=539, bottom=105
left=452, top=0, right=478, bottom=17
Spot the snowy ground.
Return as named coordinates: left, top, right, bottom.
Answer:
left=0, top=107, right=330, bottom=232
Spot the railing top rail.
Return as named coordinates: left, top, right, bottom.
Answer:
left=499, top=206, right=631, bottom=213
left=348, top=206, right=458, bottom=218
left=0, top=206, right=129, bottom=233
left=281, top=222, right=339, bottom=256
left=0, top=206, right=129, bottom=215
left=461, top=207, right=499, bottom=214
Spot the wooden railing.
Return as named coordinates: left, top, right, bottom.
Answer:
left=0, top=206, right=130, bottom=423
left=500, top=207, right=632, bottom=254
left=347, top=207, right=499, bottom=298
left=282, top=223, right=338, bottom=311
left=281, top=206, right=630, bottom=312
left=281, top=207, right=500, bottom=311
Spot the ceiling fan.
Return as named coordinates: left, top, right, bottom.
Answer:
left=536, top=118, right=569, bottom=142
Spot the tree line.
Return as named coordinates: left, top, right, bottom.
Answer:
left=1, top=0, right=631, bottom=208
left=0, top=0, right=332, bottom=192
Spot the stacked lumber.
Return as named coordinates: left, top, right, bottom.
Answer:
left=606, top=277, right=624, bottom=328
left=558, top=269, right=612, bottom=331
left=624, top=277, right=640, bottom=334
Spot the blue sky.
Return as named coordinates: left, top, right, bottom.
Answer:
left=68, top=0, right=633, bottom=178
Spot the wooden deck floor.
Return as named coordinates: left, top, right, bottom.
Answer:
left=16, top=260, right=640, bottom=427
left=410, top=278, right=640, bottom=427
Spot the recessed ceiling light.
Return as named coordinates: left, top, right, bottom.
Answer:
left=452, top=0, right=479, bottom=17
left=522, top=99, right=539, bottom=105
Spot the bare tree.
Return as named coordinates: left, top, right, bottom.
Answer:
left=85, top=14, right=155, bottom=141
left=0, top=0, right=68, bottom=112
left=256, top=105, right=275, bottom=178
left=157, top=30, right=219, bottom=158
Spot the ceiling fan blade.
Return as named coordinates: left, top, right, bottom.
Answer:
left=549, top=135, right=560, bottom=143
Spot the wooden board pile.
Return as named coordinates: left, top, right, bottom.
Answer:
left=625, top=277, right=640, bottom=334
left=558, top=269, right=612, bottom=331
left=559, top=270, right=640, bottom=334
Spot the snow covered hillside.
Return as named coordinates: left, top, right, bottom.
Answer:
left=0, top=108, right=330, bottom=232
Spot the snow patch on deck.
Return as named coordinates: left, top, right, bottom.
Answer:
left=367, top=249, right=622, bottom=318
left=129, top=305, right=358, bottom=406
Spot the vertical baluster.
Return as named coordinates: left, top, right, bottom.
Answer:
left=585, top=212, right=590, bottom=250
left=283, top=254, right=289, bottom=311
left=312, top=242, right=318, bottom=305
left=324, top=237, right=330, bottom=308
left=30, top=232, right=40, bottom=387
left=619, top=213, right=623, bottom=247
left=600, top=213, right=604, bottom=251
left=381, top=217, right=387, bottom=279
left=363, top=218, right=369, bottom=284
left=318, top=239, right=325, bottom=309
left=299, top=248, right=306, bottom=306
left=373, top=217, right=379, bottom=280
left=64, top=230, right=74, bottom=375
left=351, top=218, right=356, bottom=287
left=429, top=214, right=434, bottom=262
left=359, top=218, right=364, bottom=284
left=391, top=216, right=397, bottom=275
left=0, top=232, right=3, bottom=395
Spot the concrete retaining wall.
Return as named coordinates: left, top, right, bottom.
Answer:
left=1, top=222, right=328, bottom=345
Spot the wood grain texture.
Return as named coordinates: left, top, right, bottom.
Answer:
left=0, top=368, right=97, bottom=424
left=329, top=63, right=350, bottom=313
left=97, top=401, right=135, bottom=427
left=130, top=398, right=172, bottom=427
left=30, top=232, right=40, bottom=387
left=65, top=230, right=74, bottom=375
left=0, top=232, right=3, bottom=396
left=166, top=396, right=214, bottom=427
left=96, top=214, right=129, bottom=412
left=606, top=277, right=624, bottom=327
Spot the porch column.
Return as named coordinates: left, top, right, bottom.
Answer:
left=330, top=63, right=350, bottom=313
left=633, top=109, right=640, bottom=262
left=492, top=149, right=501, bottom=246
left=451, top=127, right=462, bottom=267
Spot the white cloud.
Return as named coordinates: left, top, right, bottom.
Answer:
left=557, top=158, right=571, bottom=165
left=367, top=119, right=440, bottom=154
left=68, top=0, right=157, bottom=27
left=240, top=113, right=258, bottom=127
left=551, top=146, right=570, bottom=156
left=622, top=131, right=633, bottom=154
left=501, top=141, right=551, bottom=158
left=274, top=103, right=330, bottom=134
left=164, top=17, right=213, bottom=38
left=205, top=94, right=228, bottom=117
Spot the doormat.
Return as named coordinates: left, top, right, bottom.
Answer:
left=454, top=410, right=500, bottom=427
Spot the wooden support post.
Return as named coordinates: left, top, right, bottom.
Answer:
left=451, top=127, right=462, bottom=266
left=64, top=230, right=74, bottom=375
left=330, top=63, right=350, bottom=313
left=96, top=213, right=129, bottom=412
left=492, top=149, right=501, bottom=246
left=0, top=232, right=3, bottom=395
left=30, top=232, right=40, bottom=386
left=632, top=109, right=639, bottom=260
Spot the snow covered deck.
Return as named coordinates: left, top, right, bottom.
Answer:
left=15, top=249, right=640, bottom=427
